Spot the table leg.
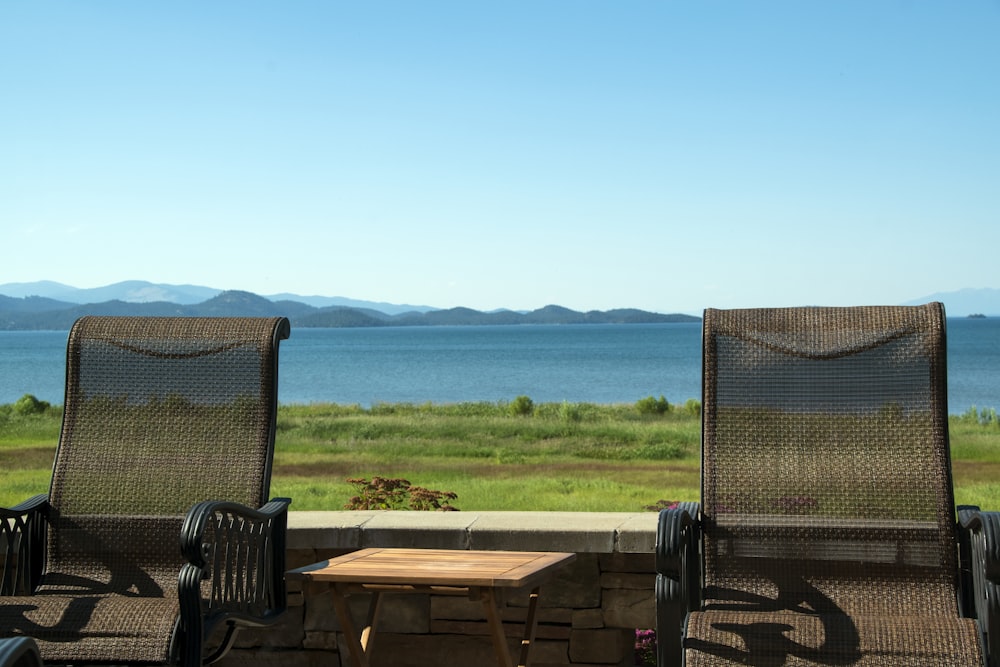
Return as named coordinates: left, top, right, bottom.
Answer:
left=516, top=587, right=541, bottom=667
left=480, top=587, right=514, bottom=667
left=360, top=590, right=382, bottom=652
left=331, top=583, right=382, bottom=667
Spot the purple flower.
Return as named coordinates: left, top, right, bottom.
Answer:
left=634, top=628, right=656, bottom=665
left=643, top=499, right=680, bottom=512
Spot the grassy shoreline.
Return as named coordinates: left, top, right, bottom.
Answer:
left=2, top=398, right=999, bottom=511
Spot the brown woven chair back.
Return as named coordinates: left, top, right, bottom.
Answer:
left=701, top=304, right=957, bottom=618
left=42, top=316, right=288, bottom=596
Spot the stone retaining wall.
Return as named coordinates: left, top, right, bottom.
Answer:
left=218, top=511, right=659, bottom=667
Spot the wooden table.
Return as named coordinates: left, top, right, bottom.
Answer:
left=288, top=548, right=576, bottom=667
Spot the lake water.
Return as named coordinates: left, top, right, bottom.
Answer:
left=1, top=318, right=998, bottom=413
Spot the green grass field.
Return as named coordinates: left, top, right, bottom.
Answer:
left=2, top=397, right=999, bottom=512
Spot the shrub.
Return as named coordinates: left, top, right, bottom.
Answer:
left=683, top=398, right=701, bottom=417
left=959, top=406, right=999, bottom=428
left=560, top=400, right=583, bottom=423
left=636, top=395, right=670, bottom=415
left=344, top=476, right=459, bottom=511
left=13, top=394, right=50, bottom=416
left=508, top=395, right=534, bottom=417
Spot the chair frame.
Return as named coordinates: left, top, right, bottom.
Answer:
left=0, top=637, right=42, bottom=667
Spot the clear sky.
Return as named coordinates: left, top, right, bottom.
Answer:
left=2, top=2, right=997, bottom=315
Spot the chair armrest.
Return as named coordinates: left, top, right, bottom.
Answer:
left=0, top=494, right=49, bottom=595
left=0, top=636, right=43, bottom=667
left=655, top=501, right=701, bottom=666
left=957, top=505, right=1000, bottom=665
left=176, top=497, right=290, bottom=665
left=177, top=497, right=291, bottom=664
left=179, top=498, right=291, bottom=615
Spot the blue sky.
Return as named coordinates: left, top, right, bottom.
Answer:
left=2, top=2, right=997, bottom=315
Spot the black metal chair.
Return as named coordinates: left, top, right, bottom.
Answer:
left=1, top=316, right=291, bottom=665
left=0, top=638, right=42, bottom=667
left=657, top=303, right=999, bottom=665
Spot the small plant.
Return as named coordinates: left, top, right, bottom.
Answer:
left=634, top=628, right=656, bottom=665
left=643, top=499, right=679, bottom=512
left=636, top=395, right=670, bottom=415
left=408, top=485, right=459, bottom=511
left=508, top=395, right=535, bottom=417
left=344, top=476, right=459, bottom=511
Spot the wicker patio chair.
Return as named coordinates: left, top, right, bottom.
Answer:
left=0, top=316, right=291, bottom=666
left=656, top=303, right=999, bottom=665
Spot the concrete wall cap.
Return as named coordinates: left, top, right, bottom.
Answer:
left=285, top=510, right=656, bottom=553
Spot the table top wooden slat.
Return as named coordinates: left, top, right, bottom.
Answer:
left=288, top=548, right=576, bottom=588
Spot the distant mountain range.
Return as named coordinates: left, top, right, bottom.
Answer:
left=0, top=280, right=433, bottom=314
left=2, top=281, right=997, bottom=331
left=902, top=288, right=1000, bottom=318
left=0, top=281, right=699, bottom=330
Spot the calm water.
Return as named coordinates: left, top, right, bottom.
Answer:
left=1, top=319, right=998, bottom=413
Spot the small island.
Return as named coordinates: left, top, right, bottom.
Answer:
left=968, top=313, right=987, bottom=319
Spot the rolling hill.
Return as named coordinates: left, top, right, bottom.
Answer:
left=0, top=287, right=699, bottom=330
